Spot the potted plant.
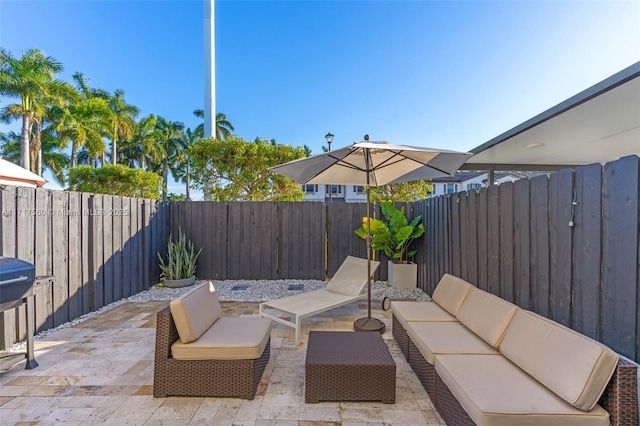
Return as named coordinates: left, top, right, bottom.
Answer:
left=158, top=227, right=203, bottom=288
left=355, top=202, right=425, bottom=288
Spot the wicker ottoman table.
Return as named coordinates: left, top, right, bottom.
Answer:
left=305, top=331, right=396, bottom=403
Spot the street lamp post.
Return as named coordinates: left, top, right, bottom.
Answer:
left=325, top=132, right=334, bottom=202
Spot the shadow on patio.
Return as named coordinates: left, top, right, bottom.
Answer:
left=0, top=298, right=445, bottom=425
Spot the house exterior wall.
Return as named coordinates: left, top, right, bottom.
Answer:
left=302, top=184, right=367, bottom=203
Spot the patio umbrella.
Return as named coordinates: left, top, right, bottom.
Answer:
left=269, top=136, right=473, bottom=333
left=0, top=158, right=47, bottom=188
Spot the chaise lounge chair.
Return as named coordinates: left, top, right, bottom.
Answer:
left=259, top=255, right=383, bottom=345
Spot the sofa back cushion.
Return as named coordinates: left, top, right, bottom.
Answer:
left=455, top=287, right=518, bottom=348
left=169, top=281, right=223, bottom=344
left=431, top=274, right=474, bottom=315
left=500, top=310, right=619, bottom=411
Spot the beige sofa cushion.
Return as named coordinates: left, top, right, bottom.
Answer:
left=390, top=301, right=455, bottom=329
left=407, top=321, right=498, bottom=364
left=455, top=288, right=517, bottom=348
left=500, top=310, right=618, bottom=411
left=435, top=354, right=610, bottom=426
left=169, top=282, right=223, bottom=344
left=431, top=274, right=474, bottom=315
left=172, top=316, right=273, bottom=360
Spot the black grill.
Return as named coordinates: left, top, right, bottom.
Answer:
left=0, top=257, right=36, bottom=305
left=0, top=256, right=40, bottom=370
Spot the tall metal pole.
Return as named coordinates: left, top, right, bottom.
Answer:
left=204, top=0, right=216, bottom=139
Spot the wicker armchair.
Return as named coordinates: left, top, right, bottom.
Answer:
left=153, top=306, right=271, bottom=399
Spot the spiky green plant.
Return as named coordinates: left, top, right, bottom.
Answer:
left=158, top=227, right=203, bottom=280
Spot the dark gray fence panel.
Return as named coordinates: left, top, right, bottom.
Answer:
left=34, top=188, right=53, bottom=333
left=121, top=197, right=133, bottom=298
left=327, top=202, right=368, bottom=278
left=468, top=190, right=481, bottom=285
left=450, top=194, right=461, bottom=278
left=413, top=200, right=429, bottom=293
left=67, top=192, right=83, bottom=321
left=102, top=195, right=114, bottom=305
left=477, top=189, right=489, bottom=292
left=572, top=163, right=602, bottom=340
left=0, top=188, right=18, bottom=348
left=498, top=182, right=514, bottom=303
left=549, top=168, right=574, bottom=327
left=513, top=178, right=531, bottom=308
left=16, top=188, right=35, bottom=340
left=601, top=156, right=639, bottom=360
left=51, top=190, right=69, bottom=327
left=487, top=185, right=500, bottom=295
left=458, top=192, right=470, bottom=283
left=530, top=175, right=550, bottom=316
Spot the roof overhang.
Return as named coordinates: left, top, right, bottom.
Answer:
left=463, top=62, right=640, bottom=171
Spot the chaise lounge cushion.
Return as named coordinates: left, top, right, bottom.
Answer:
left=324, top=256, right=380, bottom=296
left=455, top=288, right=518, bottom=348
left=407, top=321, right=499, bottom=364
left=435, top=354, right=610, bottom=426
left=431, top=273, right=474, bottom=315
left=500, top=310, right=619, bottom=411
left=391, top=301, right=455, bottom=329
left=172, top=316, right=273, bottom=360
left=170, top=282, right=223, bottom=344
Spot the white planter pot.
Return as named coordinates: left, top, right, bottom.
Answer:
left=163, top=276, right=196, bottom=288
left=388, top=261, right=417, bottom=289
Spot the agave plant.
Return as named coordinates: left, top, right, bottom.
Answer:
left=158, top=227, right=203, bottom=280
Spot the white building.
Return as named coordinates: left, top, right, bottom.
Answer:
left=301, top=184, right=368, bottom=203
left=428, top=171, right=542, bottom=197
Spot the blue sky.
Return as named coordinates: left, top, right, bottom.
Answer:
left=1, top=0, right=639, bottom=196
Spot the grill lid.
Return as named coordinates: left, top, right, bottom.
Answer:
left=0, top=257, right=35, bottom=284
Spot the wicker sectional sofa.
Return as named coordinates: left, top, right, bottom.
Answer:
left=391, top=274, right=639, bottom=426
left=153, top=281, right=273, bottom=399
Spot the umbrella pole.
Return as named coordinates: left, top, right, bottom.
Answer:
left=354, top=148, right=385, bottom=334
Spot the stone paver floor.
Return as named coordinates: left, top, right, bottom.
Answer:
left=0, top=299, right=445, bottom=425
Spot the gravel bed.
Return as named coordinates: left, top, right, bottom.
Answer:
left=7, top=279, right=431, bottom=350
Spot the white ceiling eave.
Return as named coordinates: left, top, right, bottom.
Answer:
left=463, top=62, right=640, bottom=171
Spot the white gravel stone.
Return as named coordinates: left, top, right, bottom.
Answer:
left=7, top=279, right=431, bottom=351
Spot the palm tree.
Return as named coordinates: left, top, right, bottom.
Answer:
left=108, top=89, right=139, bottom=164
left=155, top=117, right=185, bottom=201
left=1, top=130, right=69, bottom=185
left=52, top=96, right=113, bottom=167
left=51, top=74, right=113, bottom=166
left=120, top=114, right=163, bottom=170
left=172, top=128, right=200, bottom=200
left=0, top=48, right=74, bottom=172
left=193, top=109, right=234, bottom=139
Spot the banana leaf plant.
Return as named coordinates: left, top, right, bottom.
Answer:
left=355, top=201, right=425, bottom=264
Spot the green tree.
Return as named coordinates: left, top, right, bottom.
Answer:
left=0, top=48, right=73, bottom=172
left=368, top=181, right=434, bottom=202
left=189, top=136, right=306, bottom=201
left=155, top=117, right=185, bottom=201
left=68, top=164, right=162, bottom=199
left=1, top=130, right=69, bottom=185
left=108, top=89, right=139, bottom=164
left=193, top=109, right=234, bottom=139
left=171, top=128, right=199, bottom=200
left=120, top=114, right=163, bottom=170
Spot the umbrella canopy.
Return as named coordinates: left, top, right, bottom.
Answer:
left=0, top=158, right=47, bottom=188
left=269, top=139, right=472, bottom=332
left=269, top=140, right=472, bottom=186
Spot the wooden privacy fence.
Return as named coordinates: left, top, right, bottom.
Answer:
left=0, top=186, right=168, bottom=349
left=171, top=201, right=370, bottom=280
left=2, top=154, right=639, bottom=362
left=415, top=155, right=640, bottom=362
